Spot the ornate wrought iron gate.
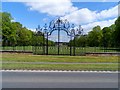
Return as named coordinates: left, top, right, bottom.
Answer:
left=33, top=18, right=83, bottom=56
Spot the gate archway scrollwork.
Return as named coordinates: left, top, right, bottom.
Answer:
left=34, top=18, right=83, bottom=56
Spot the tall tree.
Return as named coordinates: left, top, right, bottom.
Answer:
left=17, top=27, right=33, bottom=46
left=2, top=12, right=55, bottom=46
left=102, top=27, right=112, bottom=47
left=87, top=26, right=102, bottom=47
left=109, top=24, right=116, bottom=47
left=114, top=16, right=120, bottom=47
left=2, top=12, right=14, bottom=46
left=76, top=35, right=87, bottom=47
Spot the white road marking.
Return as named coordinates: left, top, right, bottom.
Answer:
left=1, top=70, right=119, bottom=73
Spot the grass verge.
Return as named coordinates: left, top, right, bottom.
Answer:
left=2, top=53, right=118, bottom=63
left=2, top=53, right=119, bottom=71
left=2, top=63, right=118, bottom=71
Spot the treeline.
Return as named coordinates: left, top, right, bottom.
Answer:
left=1, top=12, right=54, bottom=46
left=69, top=16, right=120, bottom=48
left=1, top=12, right=120, bottom=47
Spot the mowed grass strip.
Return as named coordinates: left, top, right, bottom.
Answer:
left=2, top=53, right=118, bottom=63
left=2, top=63, right=118, bottom=71
left=2, top=53, right=118, bottom=71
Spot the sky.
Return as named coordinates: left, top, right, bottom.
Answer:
left=2, top=0, right=119, bottom=42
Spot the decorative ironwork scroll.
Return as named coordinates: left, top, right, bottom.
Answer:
left=35, top=18, right=83, bottom=56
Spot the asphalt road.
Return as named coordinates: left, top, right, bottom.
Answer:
left=2, top=71, right=118, bottom=88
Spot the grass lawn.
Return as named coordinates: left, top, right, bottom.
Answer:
left=2, top=53, right=119, bottom=71
left=2, top=53, right=118, bottom=63
left=2, top=63, right=118, bottom=71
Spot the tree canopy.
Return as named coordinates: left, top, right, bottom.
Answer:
left=1, top=12, right=120, bottom=47
left=69, top=17, right=120, bottom=48
left=2, top=12, right=54, bottom=46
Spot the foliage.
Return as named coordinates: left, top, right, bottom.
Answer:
left=114, top=16, right=120, bottom=47
left=102, top=27, right=111, bottom=47
left=2, top=12, right=13, bottom=46
left=2, top=12, right=54, bottom=46
left=87, top=26, right=102, bottom=47
left=2, top=12, right=120, bottom=48
left=76, top=35, right=87, bottom=47
left=69, top=17, right=120, bottom=48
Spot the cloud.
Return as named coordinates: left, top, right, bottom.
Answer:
left=102, top=0, right=107, bottom=2
left=82, top=18, right=117, bottom=33
left=96, top=5, right=118, bottom=20
left=25, top=1, right=118, bottom=35
left=43, top=18, right=48, bottom=23
left=25, top=0, right=118, bottom=24
left=61, top=4, right=118, bottom=34
left=25, top=0, right=77, bottom=16
left=2, top=0, right=120, bottom=2
left=62, top=5, right=118, bottom=25
left=11, top=19, right=16, bottom=22
left=27, top=28, right=36, bottom=32
left=26, top=0, right=118, bottom=23
left=101, top=0, right=120, bottom=2
left=62, top=8, right=97, bottom=25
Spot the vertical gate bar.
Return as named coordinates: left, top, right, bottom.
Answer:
left=58, top=29, right=60, bottom=55
left=46, top=33, right=48, bottom=55
left=70, top=36, right=72, bottom=56
left=32, top=32, right=34, bottom=53
left=73, top=36, right=76, bottom=56
left=43, top=34, right=45, bottom=55
left=58, top=19, right=60, bottom=55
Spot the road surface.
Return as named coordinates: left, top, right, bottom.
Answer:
left=2, top=71, right=118, bottom=88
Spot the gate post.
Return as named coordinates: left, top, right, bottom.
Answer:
left=46, top=32, right=48, bottom=55
left=57, top=19, right=61, bottom=55
left=70, top=24, right=76, bottom=56
left=43, top=23, right=48, bottom=55
left=58, top=29, right=60, bottom=55
left=70, top=36, right=72, bottom=56
left=73, top=36, right=76, bottom=56
left=43, top=34, right=45, bottom=55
